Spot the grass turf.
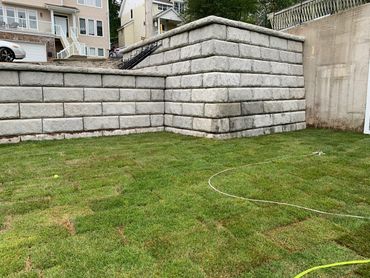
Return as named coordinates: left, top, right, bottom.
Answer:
left=0, top=128, right=369, bottom=277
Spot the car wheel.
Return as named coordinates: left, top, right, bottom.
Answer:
left=0, top=48, right=15, bottom=62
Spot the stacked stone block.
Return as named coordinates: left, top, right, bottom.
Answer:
left=0, top=16, right=306, bottom=143
left=0, top=65, right=165, bottom=143
left=121, top=16, right=306, bottom=138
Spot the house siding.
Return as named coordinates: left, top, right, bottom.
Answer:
left=0, top=0, right=110, bottom=59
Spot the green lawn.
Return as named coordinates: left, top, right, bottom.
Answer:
left=0, top=129, right=369, bottom=277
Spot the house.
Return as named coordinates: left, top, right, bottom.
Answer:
left=0, top=0, right=110, bottom=62
left=118, top=0, right=185, bottom=48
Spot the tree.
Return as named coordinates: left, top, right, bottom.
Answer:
left=184, top=0, right=302, bottom=27
left=185, top=0, right=259, bottom=23
left=255, top=0, right=302, bottom=27
left=109, top=0, right=121, bottom=45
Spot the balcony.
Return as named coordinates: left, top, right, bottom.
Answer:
left=0, top=16, right=54, bottom=35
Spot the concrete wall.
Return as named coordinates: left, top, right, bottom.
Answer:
left=0, top=64, right=165, bottom=144
left=286, top=3, right=370, bottom=132
left=0, top=16, right=307, bottom=143
left=122, top=16, right=306, bottom=139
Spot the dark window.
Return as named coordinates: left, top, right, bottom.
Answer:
left=79, top=18, right=86, bottom=35
left=97, top=20, right=103, bottom=36
left=130, top=9, right=133, bottom=19
left=158, top=4, right=168, bottom=11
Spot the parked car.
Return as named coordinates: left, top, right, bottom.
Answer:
left=109, top=47, right=123, bottom=58
left=0, top=40, right=26, bottom=62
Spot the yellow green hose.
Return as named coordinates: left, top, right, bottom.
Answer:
left=294, top=259, right=370, bottom=278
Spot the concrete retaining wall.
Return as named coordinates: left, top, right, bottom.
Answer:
left=286, top=4, right=370, bottom=132
left=122, top=16, right=306, bottom=138
left=0, top=64, right=165, bottom=144
left=0, top=16, right=306, bottom=143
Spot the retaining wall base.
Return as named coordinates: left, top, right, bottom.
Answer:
left=0, top=127, right=165, bottom=144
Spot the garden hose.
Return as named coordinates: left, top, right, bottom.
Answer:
left=208, top=151, right=370, bottom=220
left=294, top=259, right=370, bottom=277
left=207, top=151, right=370, bottom=277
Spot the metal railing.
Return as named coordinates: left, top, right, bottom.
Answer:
left=70, top=27, right=87, bottom=56
left=269, top=0, right=369, bottom=30
left=0, top=16, right=53, bottom=34
left=56, top=27, right=87, bottom=59
left=119, top=42, right=160, bottom=70
left=57, top=42, right=86, bottom=59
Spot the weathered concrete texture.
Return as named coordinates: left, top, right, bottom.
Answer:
left=286, top=3, right=370, bottom=132
left=44, top=88, right=84, bottom=102
left=20, top=72, right=63, bottom=86
left=0, top=119, right=42, bottom=136
left=122, top=16, right=306, bottom=139
left=43, top=118, right=83, bottom=133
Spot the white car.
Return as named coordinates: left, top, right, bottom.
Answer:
left=0, top=40, right=26, bottom=62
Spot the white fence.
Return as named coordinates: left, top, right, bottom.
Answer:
left=269, top=0, right=369, bottom=30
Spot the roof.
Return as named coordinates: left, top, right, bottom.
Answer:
left=45, top=4, right=79, bottom=13
left=153, top=8, right=183, bottom=22
left=153, top=0, right=173, bottom=5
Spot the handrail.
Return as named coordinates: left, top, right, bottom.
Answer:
left=0, top=16, right=53, bottom=34
left=54, top=24, right=70, bottom=48
left=57, top=42, right=87, bottom=59
left=55, top=25, right=87, bottom=59
left=70, top=27, right=87, bottom=56
left=269, top=0, right=369, bottom=30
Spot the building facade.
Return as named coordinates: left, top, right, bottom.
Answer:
left=0, top=0, right=110, bottom=62
left=118, top=0, right=185, bottom=48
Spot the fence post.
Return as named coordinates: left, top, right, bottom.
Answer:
left=364, top=60, right=370, bottom=134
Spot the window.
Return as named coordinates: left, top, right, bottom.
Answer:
left=17, top=9, right=26, bottom=28
left=6, top=7, right=15, bottom=24
left=28, top=10, right=37, bottom=29
left=80, top=18, right=103, bottom=37
left=0, top=7, right=3, bottom=23
left=96, top=20, right=103, bottom=36
left=98, top=48, right=104, bottom=57
left=158, top=4, right=168, bottom=11
left=88, top=19, right=94, bottom=35
left=174, top=2, right=185, bottom=13
left=79, top=18, right=86, bottom=34
left=130, top=9, right=133, bottom=19
left=89, top=47, right=96, bottom=56
left=77, top=0, right=102, bottom=8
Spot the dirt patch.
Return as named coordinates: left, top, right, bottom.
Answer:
left=25, top=256, right=32, bottom=272
left=117, top=226, right=129, bottom=245
left=0, top=215, right=12, bottom=233
left=62, top=219, right=76, bottom=236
